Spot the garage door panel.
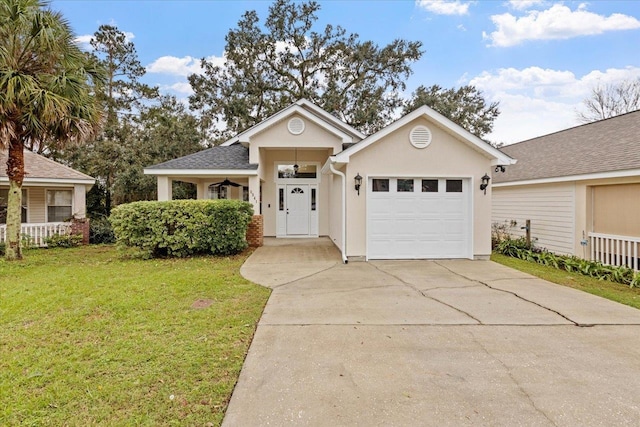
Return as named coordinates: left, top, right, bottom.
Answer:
left=368, top=177, right=471, bottom=259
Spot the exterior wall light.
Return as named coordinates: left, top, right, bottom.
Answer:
left=495, top=165, right=506, bottom=173
left=354, top=173, right=363, bottom=195
left=480, top=173, right=491, bottom=195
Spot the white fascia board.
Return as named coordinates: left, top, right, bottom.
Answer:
left=295, top=99, right=366, bottom=140
left=0, top=177, right=95, bottom=186
left=493, top=168, right=640, bottom=188
left=143, top=169, right=258, bottom=177
left=334, top=105, right=516, bottom=166
left=220, top=138, right=238, bottom=147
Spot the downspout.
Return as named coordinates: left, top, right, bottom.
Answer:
left=328, top=161, right=348, bottom=264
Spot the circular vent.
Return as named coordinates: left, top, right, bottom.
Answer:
left=409, top=125, right=432, bottom=149
left=288, top=117, right=305, bottom=135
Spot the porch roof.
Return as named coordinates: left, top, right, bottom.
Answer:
left=144, top=145, right=258, bottom=175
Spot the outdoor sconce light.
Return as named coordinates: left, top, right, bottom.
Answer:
left=480, top=173, right=491, bottom=195
left=354, top=173, right=363, bottom=195
left=495, top=165, right=506, bottom=173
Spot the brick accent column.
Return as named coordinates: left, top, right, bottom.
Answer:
left=246, top=215, right=263, bottom=247
left=71, top=218, right=90, bottom=245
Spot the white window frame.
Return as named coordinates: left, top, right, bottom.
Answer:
left=45, top=188, right=73, bottom=223
left=274, top=161, right=321, bottom=184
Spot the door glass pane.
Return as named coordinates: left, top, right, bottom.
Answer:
left=397, top=179, right=414, bottom=192
left=278, top=164, right=317, bottom=179
left=372, top=179, right=389, bottom=192
left=422, top=179, right=438, bottom=192
left=446, top=180, right=463, bottom=193
left=311, top=188, right=316, bottom=211
left=279, top=188, right=284, bottom=210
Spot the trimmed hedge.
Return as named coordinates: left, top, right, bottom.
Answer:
left=109, top=200, right=253, bottom=258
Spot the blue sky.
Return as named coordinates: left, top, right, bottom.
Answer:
left=52, top=0, right=640, bottom=144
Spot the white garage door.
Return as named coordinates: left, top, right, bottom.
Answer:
left=367, top=177, right=472, bottom=259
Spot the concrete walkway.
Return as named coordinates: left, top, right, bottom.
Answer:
left=225, top=238, right=640, bottom=426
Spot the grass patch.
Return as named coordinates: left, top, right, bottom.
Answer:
left=491, top=253, right=640, bottom=310
left=0, top=245, right=271, bottom=426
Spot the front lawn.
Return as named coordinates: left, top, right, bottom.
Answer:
left=0, top=246, right=271, bottom=426
left=491, top=253, right=640, bottom=310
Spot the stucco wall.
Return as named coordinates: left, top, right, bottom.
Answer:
left=344, top=117, right=493, bottom=259
left=328, top=171, right=344, bottom=251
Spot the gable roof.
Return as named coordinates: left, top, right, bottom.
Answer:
left=331, top=104, right=516, bottom=166
left=494, top=110, right=640, bottom=184
left=220, top=99, right=364, bottom=146
left=0, top=149, right=94, bottom=184
left=144, top=145, right=257, bottom=175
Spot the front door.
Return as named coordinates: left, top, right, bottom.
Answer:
left=286, top=184, right=310, bottom=235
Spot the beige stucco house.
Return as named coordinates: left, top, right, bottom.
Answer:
left=0, top=149, right=94, bottom=246
left=492, top=110, right=640, bottom=270
left=145, top=99, right=514, bottom=262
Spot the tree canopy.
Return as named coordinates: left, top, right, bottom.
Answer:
left=189, top=0, right=423, bottom=138
left=577, top=78, right=640, bottom=123
left=403, top=85, right=500, bottom=138
left=0, top=0, right=102, bottom=259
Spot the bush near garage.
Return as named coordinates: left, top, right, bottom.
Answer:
left=495, top=236, right=640, bottom=289
left=110, top=199, right=253, bottom=258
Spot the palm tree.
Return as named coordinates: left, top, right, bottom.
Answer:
left=0, top=0, right=102, bottom=260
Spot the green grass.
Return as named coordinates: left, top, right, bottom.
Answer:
left=491, top=253, right=640, bottom=310
left=0, top=246, right=271, bottom=426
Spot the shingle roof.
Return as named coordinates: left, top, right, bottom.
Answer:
left=146, top=145, right=257, bottom=170
left=494, top=110, right=640, bottom=183
left=0, top=149, right=94, bottom=181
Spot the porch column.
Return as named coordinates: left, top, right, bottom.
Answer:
left=157, top=176, right=172, bottom=201
left=196, top=181, right=206, bottom=200
left=248, top=175, right=260, bottom=213
left=73, top=184, right=87, bottom=218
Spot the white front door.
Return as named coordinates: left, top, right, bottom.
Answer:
left=286, top=185, right=310, bottom=235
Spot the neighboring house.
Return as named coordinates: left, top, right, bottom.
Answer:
left=0, top=149, right=95, bottom=246
left=146, top=99, right=514, bottom=261
left=492, top=110, right=640, bottom=270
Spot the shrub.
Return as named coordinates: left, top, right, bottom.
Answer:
left=45, top=233, right=83, bottom=248
left=90, top=215, right=116, bottom=244
left=491, top=220, right=518, bottom=250
left=0, top=242, right=5, bottom=256
left=109, top=199, right=254, bottom=258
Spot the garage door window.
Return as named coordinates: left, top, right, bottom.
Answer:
left=421, top=179, right=438, bottom=192
left=397, top=179, right=414, bottom=192
left=372, top=179, right=389, bottom=192
left=446, top=180, right=463, bottom=192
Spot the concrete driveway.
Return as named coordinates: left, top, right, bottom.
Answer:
left=224, top=238, right=640, bottom=426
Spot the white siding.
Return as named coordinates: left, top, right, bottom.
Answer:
left=492, top=183, right=575, bottom=255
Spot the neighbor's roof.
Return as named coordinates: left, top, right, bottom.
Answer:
left=494, top=110, right=640, bottom=184
left=0, top=149, right=94, bottom=183
left=145, top=145, right=257, bottom=171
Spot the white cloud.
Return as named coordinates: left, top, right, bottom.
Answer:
left=415, top=0, right=471, bottom=16
left=74, top=34, right=92, bottom=49
left=146, top=55, right=225, bottom=77
left=467, top=66, right=640, bottom=143
left=506, top=0, right=545, bottom=11
left=484, top=4, right=640, bottom=47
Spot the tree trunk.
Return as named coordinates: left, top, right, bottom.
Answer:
left=5, top=139, right=25, bottom=260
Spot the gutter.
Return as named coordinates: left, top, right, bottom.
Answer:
left=327, top=160, right=348, bottom=264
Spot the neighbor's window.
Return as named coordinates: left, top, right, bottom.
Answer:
left=0, top=189, right=27, bottom=223
left=46, top=190, right=72, bottom=222
left=372, top=179, right=389, bottom=192
left=277, top=164, right=317, bottom=179
left=243, top=186, right=249, bottom=202
left=208, top=185, right=228, bottom=200
left=397, top=179, right=414, bottom=192
left=422, top=179, right=438, bottom=193
left=446, top=180, right=463, bottom=193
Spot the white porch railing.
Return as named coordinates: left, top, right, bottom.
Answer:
left=0, top=222, right=72, bottom=248
left=589, top=232, right=640, bottom=271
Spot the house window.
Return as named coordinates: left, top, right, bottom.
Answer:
left=422, top=180, right=438, bottom=193
left=446, top=180, right=463, bottom=193
left=243, top=186, right=249, bottom=202
left=208, top=185, right=228, bottom=200
left=0, top=189, right=27, bottom=223
left=277, top=164, right=317, bottom=179
left=397, top=179, right=414, bottom=192
left=46, top=190, right=72, bottom=222
left=372, top=179, right=389, bottom=192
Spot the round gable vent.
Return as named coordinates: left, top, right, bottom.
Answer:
left=288, top=117, right=305, bottom=135
left=409, top=125, right=432, bottom=149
